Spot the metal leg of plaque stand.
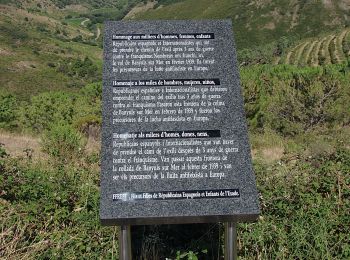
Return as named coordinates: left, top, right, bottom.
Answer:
left=224, top=222, right=238, bottom=260
left=119, top=225, right=132, bottom=260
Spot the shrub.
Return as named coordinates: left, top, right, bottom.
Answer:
left=57, top=57, right=99, bottom=80
left=73, top=82, right=102, bottom=121
left=241, top=64, right=350, bottom=135
left=41, top=123, right=85, bottom=163
left=0, top=93, right=18, bottom=129
left=19, top=91, right=75, bottom=132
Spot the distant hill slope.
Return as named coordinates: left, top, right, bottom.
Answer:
left=1, top=0, right=350, bottom=98
left=0, top=0, right=154, bottom=98
left=278, top=28, right=350, bottom=66
left=130, top=0, right=350, bottom=50
left=2, top=0, right=139, bottom=9
left=0, top=2, right=104, bottom=98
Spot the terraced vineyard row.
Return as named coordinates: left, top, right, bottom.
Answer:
left=280, top=29, right=350, bottom=66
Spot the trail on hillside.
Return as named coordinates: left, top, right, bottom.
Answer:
left=295, top=41, right=309, bottom=65
left=332, top=36, right=341, bottom=63
left=312, top=36, right=327, bottom=66
left=311, top=40, right=321, bottom=66
left=305, top=40, right=317, bottom=65
left=285, top=51, right=292, bottom=64
left=324, top=35, right=335, bottom=64
left=81, top=18, right=90, bottom=26
left=95, top=26, right=101, bottom=40
left=285, top=43, right=303, bottom=64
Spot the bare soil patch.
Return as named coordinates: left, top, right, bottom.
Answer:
left=14, top=61, right=38, bottom=71
left=261, top=147, right=284, bottom=163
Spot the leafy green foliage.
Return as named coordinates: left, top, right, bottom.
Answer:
left=0, top=93, right=18, bottom=129
left=0, top=143, right=8, bottom=173
left=0, top=0, right=11, bottom=3
left=0, top=143, right=8, bottom=159
left=41, top=123, right=85, bottom=163
left=19, top=92, right=76, bottom=133
left=239, top=144, right=350, bottom=259
left=0, top=155, right=117, bottom=259
left=18, top=83, right=102, bottom=133
left=56, top=57, right=99, bottom=80
left=241, top=62, right=350, bottom=135
left=0, top=23, right=29, bottom=43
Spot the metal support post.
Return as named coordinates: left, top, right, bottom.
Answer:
left=224, top=222, right=237, bottom=260
left=119, top=225, right=132, bottom=260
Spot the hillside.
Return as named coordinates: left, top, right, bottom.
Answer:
left=278, top=28, right=350, bottom=66
left=0, top=2, right=102, bottom=98
left=1, top=0, right=350, bottom=98
left=0, top=0, right=145, bottom=98
left=130, top=0, right=350, bottom=50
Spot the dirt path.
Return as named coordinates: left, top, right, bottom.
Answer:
left=95, top=26, right=101, bottom=40
left=81, top=18, right=89, bottom=26
left=285, top=43, right=303, bottom=64
left=305, top=40, right=317, bottom=65
left=285, top=51, right=293, bottom=64
left=0, top=132, right=44, bottom=160
left=312, top=36, right=327, bottom=66
left=295, top=41, right=309, bottom=65
left=323, top=35, right=334, bottom=64
left=332, top=36, right=342, bottom=63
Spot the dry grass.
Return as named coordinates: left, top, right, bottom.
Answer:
left=263, top=21, right=275, bottom=30
left=250, top=130, right=285, bottom=163
left=13, top=61, right=38, bottom=71
left=0, top=47, right=13, bottom=56
left=0, top=202, right=51, bottom=259
left=85, top=136, right=101, bottom=154
left=0, top=132, right=44, bottom=160
left=0, top=131, right=101, bottom=161
left=261, top=146, right=284, bottom=162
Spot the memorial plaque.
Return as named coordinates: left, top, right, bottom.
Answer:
left=100, top=20, right=260, bottom=225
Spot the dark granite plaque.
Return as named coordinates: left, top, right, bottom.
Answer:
left=100, top=20, right=260, bottom=225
